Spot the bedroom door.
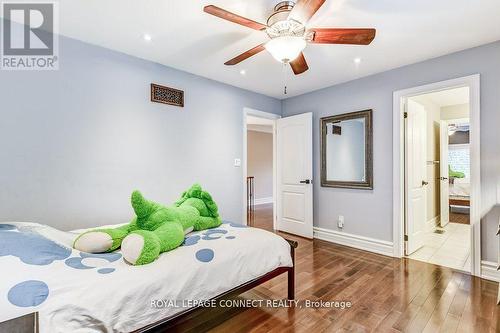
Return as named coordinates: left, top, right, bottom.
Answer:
left=439, top=120, right=450, bottom=227
left=405, top=100, right=427, bottom=255
left=276, top=112, right=313, bottom=238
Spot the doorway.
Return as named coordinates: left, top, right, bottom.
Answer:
left=242, top=108, right=314, bottom=239
left=246, top=114, right=275, bottom=231
left=242, top=108, right=280, bottom=231
left=405, top=87, right=471, bottom=272
left=393, top=75, right=481, bottom=276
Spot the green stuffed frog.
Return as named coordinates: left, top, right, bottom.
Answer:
left=73, top=184, right=221, bottom=265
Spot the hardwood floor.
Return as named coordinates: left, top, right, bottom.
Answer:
left=248, top=203, right=274, bottom=231
left=206, top=205, right=500, bottom=333
left=449, top=211, right=470, bottom=225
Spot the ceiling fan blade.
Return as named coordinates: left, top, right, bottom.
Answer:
left=290, top=52, right=309, bottom=75
left=309, top=28, right=376, bottom=45
left=225, top=44, right=266, bottom=65
left=204, top=5, right=267, bottom=31
left=288, top=0, right=326, bottom=24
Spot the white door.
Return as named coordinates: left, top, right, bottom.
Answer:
left=405, top=100, right=427, bottom=255
left=439, top=121, right=450, bottom=227
left=276, top=112, right=313, bottom=238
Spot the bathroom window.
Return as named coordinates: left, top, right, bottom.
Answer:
left=448, top=144, right=470, bottom=179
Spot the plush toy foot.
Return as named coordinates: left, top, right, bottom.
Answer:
left=121, top=230, right=160, bottom=265
left=74, top=231, right=114, bottom=253
left=73, top=228, right=128, bottom=253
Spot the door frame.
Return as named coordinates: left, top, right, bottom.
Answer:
left=242, top=107, right=280, bottom=227
left=393, top=74, right=481, bottom=276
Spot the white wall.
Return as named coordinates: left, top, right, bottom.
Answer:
left=441, top=103, right=469, bottom=120
left=247, top=130, right=273, bottom=200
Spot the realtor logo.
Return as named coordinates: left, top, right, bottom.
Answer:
left=1, top=1, right=59, bottom=70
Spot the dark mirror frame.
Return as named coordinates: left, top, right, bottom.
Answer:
left=320, top=109, right=373, bottom=190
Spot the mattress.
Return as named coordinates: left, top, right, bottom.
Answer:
left=449, top=178, right=470, bottom=198
left=0, top=221, right=292, bottom=332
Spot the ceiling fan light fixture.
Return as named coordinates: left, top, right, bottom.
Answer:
left=265, top=36, right=306, bottom=63
left=203, top=1, right=376, bottom=75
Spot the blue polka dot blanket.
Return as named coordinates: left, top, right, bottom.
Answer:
left=0, top=221, right=292, bottom=332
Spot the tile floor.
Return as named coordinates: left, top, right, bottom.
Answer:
left=407, top=222, right=471, bottom=271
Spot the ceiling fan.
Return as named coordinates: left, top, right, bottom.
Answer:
left=203, top=0, right=376, bottom=75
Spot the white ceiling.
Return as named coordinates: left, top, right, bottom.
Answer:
left=53, top=0, right=500, bottom=99
left=412, top=87, right=469, bottom=107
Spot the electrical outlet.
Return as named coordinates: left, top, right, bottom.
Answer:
left=337, top=215, right=344, bottom=229
left=234, top=158, right=241, bottom=167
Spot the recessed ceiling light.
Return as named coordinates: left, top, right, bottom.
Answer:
left=240, top=69, right=246, bottom=75
left=354, top=57, right=361, bottom=64
left=143, top=34, right=152, bottom=42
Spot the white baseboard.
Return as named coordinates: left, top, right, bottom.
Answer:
left=313, top=227, right=394, bottom=257
left=254, top=197, right=273, bottom=205
left=481, top=260, right=500, bottom=282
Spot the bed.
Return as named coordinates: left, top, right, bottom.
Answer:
left=449, top=178, right=471, bottom=207
left=0, top=221, right=296, bottom=333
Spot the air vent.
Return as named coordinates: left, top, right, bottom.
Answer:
left=151, top=83, right=184, bottom=107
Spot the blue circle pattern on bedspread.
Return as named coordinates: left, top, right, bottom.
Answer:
left=65, top=252, right=122, bottom=274
left=3, top=221, right=247, bottom=308
left=8, top=280, right=49, bottom=307
left=0, top=224, right=71, bottom=265
left=97, top=268, right=116, bottom=274
left=0, top=223, right=124, bottom=309
left=182, top=222, right=248, bottom=262
left=195, top=249, right=214, bottom=262
left=183, top=235, right=201, bottom=246
left=0, top=224, right=16, bottom=231
left=201, top=229, right=228, bottom=240
left=183, top=227, right=235, bottom=246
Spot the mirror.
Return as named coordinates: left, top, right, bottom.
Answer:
left=321, top=109, right=373, bottom=189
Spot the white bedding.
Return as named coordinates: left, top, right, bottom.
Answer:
left=449, top=178, right=470, bottom=198
left=0, top=221, right=292, bottom=332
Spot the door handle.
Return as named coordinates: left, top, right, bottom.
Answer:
left=440, top=177, right=448, bottom=181
left=300, top=179, right=311, bottom=184
left=422, top=180, right=429, bottom=186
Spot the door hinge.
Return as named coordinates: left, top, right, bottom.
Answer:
left=404, top=112, right=408, bottom=119
left=404, top=234, right=408, bottom=241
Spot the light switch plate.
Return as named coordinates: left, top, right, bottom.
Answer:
left=234, top=158, right=241, bottom=167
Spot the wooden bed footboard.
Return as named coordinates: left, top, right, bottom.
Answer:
left=285, top=238, right=298, bottom=300
left=136, top=238, right=298, bottom=333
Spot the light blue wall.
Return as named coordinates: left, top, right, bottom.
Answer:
left=282, top=41, right=500, bottom=261
left=0, top=33, right=281, bottom=230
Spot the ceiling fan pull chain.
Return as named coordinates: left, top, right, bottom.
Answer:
left=283, top=62, right=288, bottom=95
